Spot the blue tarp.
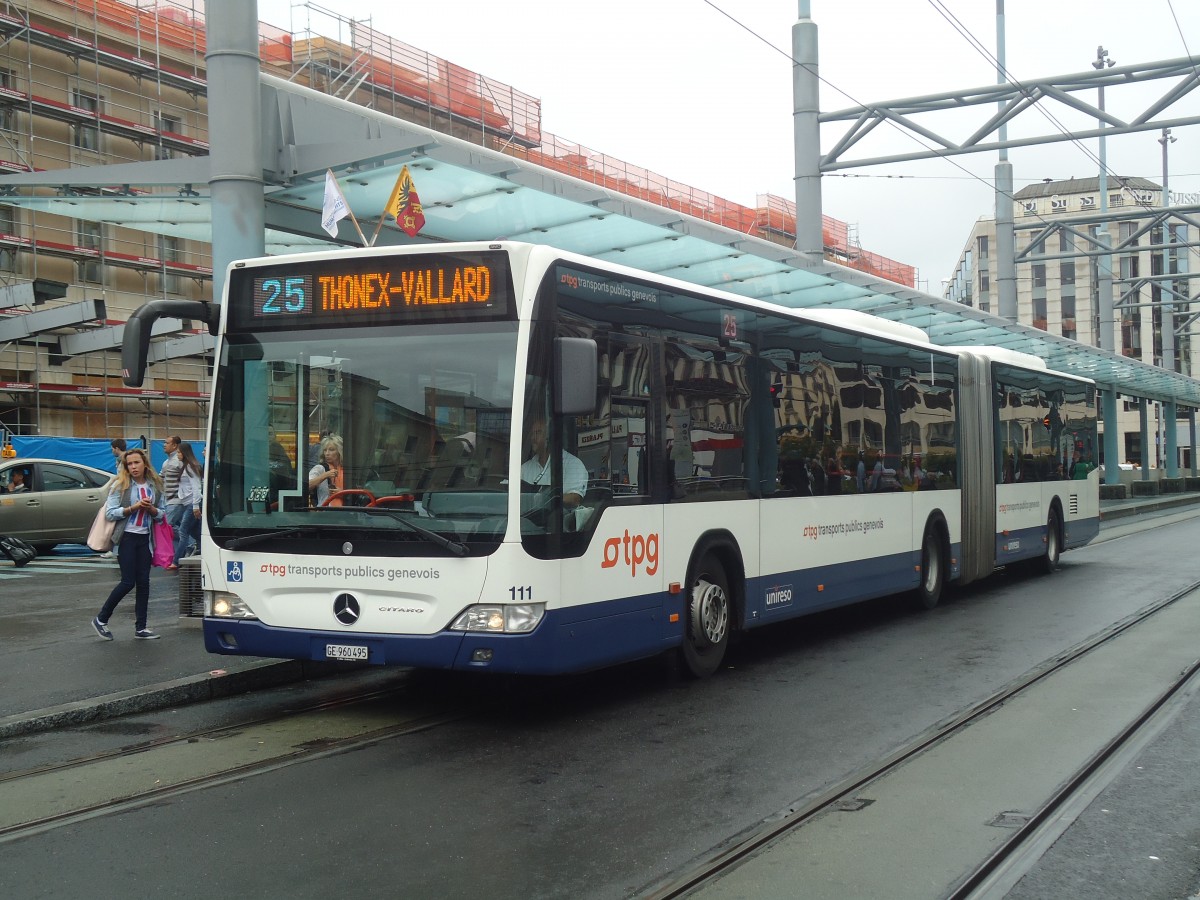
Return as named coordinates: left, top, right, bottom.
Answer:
left=12, top=437, right=206, bottom=473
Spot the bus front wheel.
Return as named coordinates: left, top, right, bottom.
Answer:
left=912, top=525, right=945, bottom=610
left=680, top=556, right=731, bottom=678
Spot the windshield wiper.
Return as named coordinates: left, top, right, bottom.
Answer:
left=227, top=527, right=306, bottom=550
left=365, top=508, right=470, bottom=557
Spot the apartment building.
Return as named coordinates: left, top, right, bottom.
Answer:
left=946, top=175, right=1198, bottom=466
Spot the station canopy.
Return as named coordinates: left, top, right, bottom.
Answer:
left=2, top=73, right=1197, bottom=406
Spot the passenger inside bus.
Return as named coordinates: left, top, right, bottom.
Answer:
left=825, top=453, right=845, bottom=494
left=1069, top=449, right=1095, bottom=480
left=308, top=434, right=345, bottom=505
left=267, top=426, right=294, bottom=495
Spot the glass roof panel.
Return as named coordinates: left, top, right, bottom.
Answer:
left=593, top=235, right=732, bottom=273
left=4, top=138, right=1199, bottom=406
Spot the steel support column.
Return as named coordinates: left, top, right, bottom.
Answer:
left=1190, top=409, right=1198, bottom=475
left=994, top=5, right=1017, bottom=322
left=1103, top=389, right=1121, bottom=484
left=995, top=161, right=1017, bottom=322
left=792, top=2, right=823, bottom=265
left=206, top=0, right=265, bottom=306
left=1139, top=399, right=1150, bottom=479
left=1166, top=400, right=1178, bottom=477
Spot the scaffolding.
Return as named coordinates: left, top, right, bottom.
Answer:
left=258, top=3, right=916, bottom=286
left=0, top=0, right=918, bottom=440
left=258, top=2, right=542, bottom=150
left=0, top=0, right=211, bottom=437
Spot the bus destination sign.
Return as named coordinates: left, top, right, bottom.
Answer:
left=234, top=251, right=512, bottom=330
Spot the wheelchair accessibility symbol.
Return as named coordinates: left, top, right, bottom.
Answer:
left=227, top=561, right=244, bottom=583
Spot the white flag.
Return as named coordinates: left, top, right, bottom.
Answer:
left=320, top=169, right=350, bottom=238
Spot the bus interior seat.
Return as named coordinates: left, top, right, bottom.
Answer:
left=418, top=437, right=472, bottom=490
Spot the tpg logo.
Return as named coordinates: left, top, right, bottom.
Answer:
left=600, top=530, right=659, bottom=576
left=259, top=564, right=287, bottom=578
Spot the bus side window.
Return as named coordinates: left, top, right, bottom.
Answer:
left=664, top=341, right=750, bottom=501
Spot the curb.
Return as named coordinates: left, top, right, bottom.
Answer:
left=0, top=659, right=356, bottom=740
left=1099, top=494, right=1200, bottom=522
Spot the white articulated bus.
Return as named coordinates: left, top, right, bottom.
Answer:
left=125, top=241, right=1100, bottom=676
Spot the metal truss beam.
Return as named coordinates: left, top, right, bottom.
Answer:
left=820, top=57, right=1200, bottom=171
left=1013, top=206, right=1200, bottom=261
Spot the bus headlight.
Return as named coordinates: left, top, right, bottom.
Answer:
left=450, top=603, right=545, bottom=634
left=206, top=590, right=258, bottom=619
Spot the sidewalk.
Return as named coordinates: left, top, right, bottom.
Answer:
left=3, top=491, right=1198, bottom=740
left=0, top=552, right=350, bottom=739
left=1096, top=486, right=1200, bottom=521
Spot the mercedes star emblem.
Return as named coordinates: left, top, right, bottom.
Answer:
left=333, top=593, right=360, bottom=625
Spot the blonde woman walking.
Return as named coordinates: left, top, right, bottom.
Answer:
left=91, top=447, right=167, bottom=640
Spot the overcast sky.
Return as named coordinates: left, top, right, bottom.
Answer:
left=254, top=0, right=1199, bottom=292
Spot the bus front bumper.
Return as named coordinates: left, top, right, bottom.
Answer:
left=203, top=596, right=668, bottom=675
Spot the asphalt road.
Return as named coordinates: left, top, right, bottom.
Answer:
left=3, top=511, right=1200, bottom=899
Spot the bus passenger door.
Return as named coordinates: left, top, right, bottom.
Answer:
left=558, top=334, right=667, bottom=666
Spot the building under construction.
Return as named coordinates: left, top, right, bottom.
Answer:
left=0, top=0, right=916, bottom=441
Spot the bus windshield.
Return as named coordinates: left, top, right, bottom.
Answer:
left=209, top=321, right=518, bottom=552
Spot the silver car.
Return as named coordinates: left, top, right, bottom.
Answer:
left=0, top=458, right=112, bottom=553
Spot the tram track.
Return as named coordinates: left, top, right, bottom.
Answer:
left=0, top=678, right=470, bottom=845
left=641, top=576, right=1200, bottom=900
left=5, top=572, right=1196, bottom=893
left=951, top=656, right=1200, bottom=899
left=0, top=678, right=414, bottom=787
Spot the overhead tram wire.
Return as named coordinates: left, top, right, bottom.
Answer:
left=826, top=171, right=1200, bottom=183
left=699, top=0, right=1082, bottom=260
left=1166, top=0, right=1200, bottom=207
left=1167, top=0, right=1198, bottom=73
left=926, top=0, right=1185, bottom=219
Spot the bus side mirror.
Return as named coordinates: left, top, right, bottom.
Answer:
left=554, top=337, right=597, bottom=416
left=121, top=300, right=220, bottom=387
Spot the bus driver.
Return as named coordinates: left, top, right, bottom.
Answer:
left=521, top=419, right=588, bottom=508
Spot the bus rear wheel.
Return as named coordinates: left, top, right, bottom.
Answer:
left=912, top=525, right=944, bottom=610
left=1035, top=508, right=1061, bottom=574
left=680, top=556, right=731, bottom=678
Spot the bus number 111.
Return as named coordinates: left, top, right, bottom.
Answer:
left=509, top=586, right=533, bottom=601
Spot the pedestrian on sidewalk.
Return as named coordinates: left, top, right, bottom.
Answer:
left=160, top=434, right=185, bottom=541
left=169, top=442, right=204, bottom=569
left=100, top=438, right=127, bottom=560
left=91, top=447, right=166, bottom=641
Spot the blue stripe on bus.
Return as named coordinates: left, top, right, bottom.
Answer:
left=1064, top=516, right=1100, bottom=549
left=203, top=620, right=470, bottom=670
left=994, top=515, right=1099, bottom=565
left=202, top=590, right=674, bottom=676
left=203, top=552, right=929, bottom=674
left=203, top=523, right=1092, bottom=675
left=744, top=549, right=921, bottom=623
